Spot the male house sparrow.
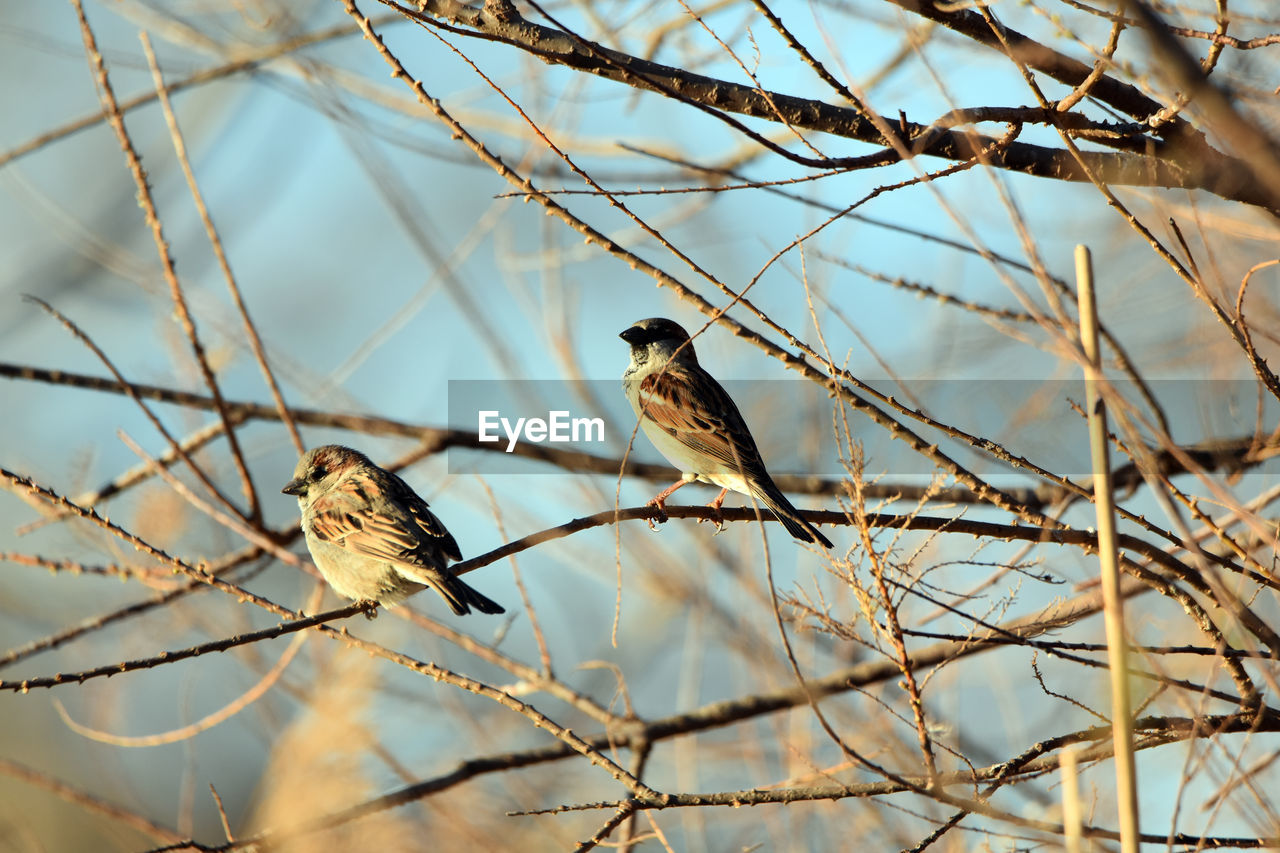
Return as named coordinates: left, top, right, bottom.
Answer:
left=620, top=317, right=833, bottom=548
left=282, top=445, right=504, bottom=615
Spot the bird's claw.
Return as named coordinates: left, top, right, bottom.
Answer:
left=360, top=599, right=380, bottom=620
left=704, top=516, right=727, bottom=535
left=645, top=496, right=669, bottom=531
left=696, top=490, right=728, bottom=534
left=695, top=506, right=726, bottom=534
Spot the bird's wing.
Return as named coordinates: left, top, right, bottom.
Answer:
left=307, top=468, right=462, bottom=565
left=637, top=365, right=770, bottom=480
left=383, top=469, right=463, bottom=562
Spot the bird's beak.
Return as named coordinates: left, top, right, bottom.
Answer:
left=619, top=326, right=644, bottom=344
left=281, top=478, right=306, bottom=496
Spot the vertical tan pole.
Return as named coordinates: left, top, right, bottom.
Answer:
left=1075, top=244, right=1139, bottom=853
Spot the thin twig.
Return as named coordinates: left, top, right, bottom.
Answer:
left=51, top=625, right=310, bottom=747
left=140, top=32, right=304, bottom=456
left=0, top=759, right=184, bottom=844
left=21, top=296, right=246, bottom=528
left=71, top=0, right=261, bottom=521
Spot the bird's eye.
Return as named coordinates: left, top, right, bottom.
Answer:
left=310, top=466, right=327, bottom=481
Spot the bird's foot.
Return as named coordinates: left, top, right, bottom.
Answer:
left=360, top=599, right=380, bottom=620
left=645, top=478, right=692, bottom=530
left=645, top=495, right=669, bottom=530
left=696, top=488, right=729, bottom=534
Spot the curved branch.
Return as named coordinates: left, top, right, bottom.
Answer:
left=377, top=0, right=1274, bottom=209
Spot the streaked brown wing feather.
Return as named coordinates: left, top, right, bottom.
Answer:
left=308, top=468, right=462, bottom=565
left=639, top=367, right=769, bottom=479
left=383, top=470, right=463, bottom=562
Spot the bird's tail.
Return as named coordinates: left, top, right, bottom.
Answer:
left=426, top=572, right=506, bottom=616
left=750, top=480, right=834, bottom=548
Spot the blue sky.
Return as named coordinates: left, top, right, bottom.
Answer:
left=3, top=0, right=1278, bottom=847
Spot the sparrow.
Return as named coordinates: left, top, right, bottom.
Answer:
left=282, top=444, right=504, bottom=615
left=620, top=317, right=833, bottom=548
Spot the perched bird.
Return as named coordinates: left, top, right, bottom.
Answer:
left=620, top=317, right=833, bottom=548
left=282, top=445, right=504, bottom=615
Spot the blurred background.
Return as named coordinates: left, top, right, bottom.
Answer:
left=2, top=0, right=1279, bottom=850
